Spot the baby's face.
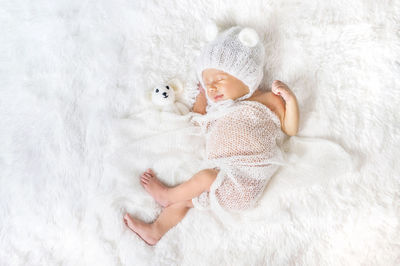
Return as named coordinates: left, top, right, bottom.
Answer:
left=202, top=68, right=249, bottom=102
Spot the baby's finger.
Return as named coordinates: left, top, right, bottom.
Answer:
left=272, top=86, right=281, bottom=95
left=141, top=175, right=150, bottom=181
left=274, top=81, right=288, bottom=90
left=197, top=83, right=205, bottom=92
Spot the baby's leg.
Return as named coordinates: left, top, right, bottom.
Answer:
left=123, top=199, right=193, bottom=246
left=140, top=168, right=218, bottom=207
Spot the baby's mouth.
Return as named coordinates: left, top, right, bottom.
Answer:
left=214, top=94, right=224, bottom=101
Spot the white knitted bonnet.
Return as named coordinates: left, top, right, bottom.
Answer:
left=196, top=25, right=265, bottom=108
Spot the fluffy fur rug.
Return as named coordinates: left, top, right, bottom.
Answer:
left=1, top=0, right=399, bottom=265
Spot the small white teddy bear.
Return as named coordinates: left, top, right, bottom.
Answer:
left=151, top=78, right=189, bottom=115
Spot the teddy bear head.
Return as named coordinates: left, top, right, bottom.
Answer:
left=151, top=84, right=175, bottom=106
left=151, top=78, right=183, bottom=107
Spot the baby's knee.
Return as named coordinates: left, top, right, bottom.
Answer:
left=186, top=199, right=194, bottom=208
left=198, top=168, right=219, bottom=191
left=173, top=199, right=194, bottom=209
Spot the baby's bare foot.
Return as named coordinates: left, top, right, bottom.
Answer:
left=123, top=213, right=161, bottom=246
left=271, top=80, right=294, bottom=102
left=140, top=168, right=171, bottom=207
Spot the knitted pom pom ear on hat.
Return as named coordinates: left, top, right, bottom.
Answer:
left=238, top=28, right=259, bottom=47
left=197, top=25, right=265, bottom=107
left=204, top=22, right=219, bottom=42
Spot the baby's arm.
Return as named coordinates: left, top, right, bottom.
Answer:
left=192, top=83, right=207, bottom=115
left=271, top=80, right=299, bottom=136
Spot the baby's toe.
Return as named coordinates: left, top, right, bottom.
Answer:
left=140, top=179, right=148, bottom=187
left=124, top=214, right=133, bottom=224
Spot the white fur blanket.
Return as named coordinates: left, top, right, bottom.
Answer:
left=1, top=0, right=399, bottom=265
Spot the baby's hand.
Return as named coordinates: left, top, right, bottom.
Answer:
left=193, top=83, right=207, bottom=115
left=271, top=80, right=294, bottom=103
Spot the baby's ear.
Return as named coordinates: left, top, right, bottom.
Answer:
left=168, top=78, right=183, bottom=94
left=204, top=20, right=219, bottom=41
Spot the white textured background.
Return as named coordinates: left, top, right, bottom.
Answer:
left=1, top=0, right=399, bottom=265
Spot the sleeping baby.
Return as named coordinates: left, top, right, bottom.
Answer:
left=123, top=26, right=300, bottom=245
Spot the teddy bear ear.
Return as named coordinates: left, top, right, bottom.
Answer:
left=238, top=27, right=259, bottom=47
left=168, top=78, right=183, bottom=94
left=204, top=20, right=219, bottom=42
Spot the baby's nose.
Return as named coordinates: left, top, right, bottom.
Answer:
left=162, top=92, right=167, bottom=96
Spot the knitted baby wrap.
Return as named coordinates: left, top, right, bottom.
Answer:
left=191, top=99, right=287, bottom=219
left=191, top=25, right=287, bottom=221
